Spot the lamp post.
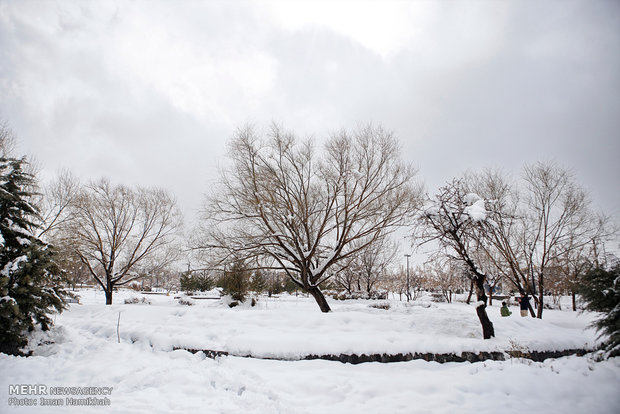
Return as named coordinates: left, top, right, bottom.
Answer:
left=405, top=254, right=411, bottom=302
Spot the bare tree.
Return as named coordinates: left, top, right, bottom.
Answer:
left=416, top=179, right=495, bottom=339
left=356, top=237, right=398, bottom=298
left=0, top=120, right=16, bottom=158
left=53, top=238, right=92, bottom=290
left=31, top=169, right=80, bottom=240
left=383, top=267, right=408, bottom=301
left=334, top=260, right=359, bottom=295
left=198, top=124, right=421, bottom=312
left=408, top=265, right=427, bottom=300
left=462, top=165, right=607, bottom=318
left=334, top=236, right=397, bottom=297
left=424, top=257, right=459, bottom=303
left=552, top=213, right=617, bottom=311
left=133, top=245, right=183, bottom=292
left=468, top=248, right=506, bottom=306
left=520, top=162, right=592, bottom=318
left=462, top=169, right=537, bottom=315
left=66, top=178, right=182, bottom=304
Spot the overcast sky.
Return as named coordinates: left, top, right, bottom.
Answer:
left=1, top=0, right=619, bottom=228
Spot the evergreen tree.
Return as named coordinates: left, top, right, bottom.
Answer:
left=578, top=264, right=620, bottom=358
left=180, top=271, right=214, bottom=292
left=193, top=272, right=214, bottom=292
left=179, top=272, right=194, bottom=292
left=219, top=260, right=249, bottom=302
left=250, top=269, right=267, bottom=294
left=0, top=157, right=69, bottom=355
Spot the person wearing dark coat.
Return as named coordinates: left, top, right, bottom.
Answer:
left=517, top=292, right=530, bottom=317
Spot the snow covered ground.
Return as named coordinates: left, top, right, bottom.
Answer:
left=1, top=289, right=619, bottom=413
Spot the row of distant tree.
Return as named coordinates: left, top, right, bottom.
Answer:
left=1, top=120, right=618, bottom=354
left=191, top=123, right=617, bottom=340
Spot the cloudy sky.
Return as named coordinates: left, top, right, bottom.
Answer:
left=1, top=0, right=619, bottom=226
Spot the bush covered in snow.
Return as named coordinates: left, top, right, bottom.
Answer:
left=368, top=302, right=391, bottom=310
left=124, top=297, right=151, bottom=305
left=332, top=291, right=388, bottom=301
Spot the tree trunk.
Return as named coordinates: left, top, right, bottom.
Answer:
left=308, top=286, right=331, bottom=313
left=572, top=291, right=577, bottom=311
left=536, top=274, right=544, bottom=319
left=105, top=278, right=113, bottom=305
left=476, top=304, right=495, bottom=339
left=474, top=277, right=495, bottom=339
left=466, top=279, right=474, bottom=304
left=105, top=289, right=113, bottom=305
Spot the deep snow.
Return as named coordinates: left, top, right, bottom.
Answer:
left=1, top=289, right=619, bottom=413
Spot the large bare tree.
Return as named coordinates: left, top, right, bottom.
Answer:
left=461, top=165, right=611, bottom=318
left=423, top=257, right=462, bottom=303
left=416, top=179, right=495, bottom=339
left=333, top=259, right=360, bottom=295
left=198, top=124, right=421, bottom=312
left=332, top=237, right=397, bottom=298
left=31, top=169, right=80, bottom=240
left=67, top=179, right=182, bottom=304
left=462, top=170, right=534, bottom=309
left=355, top=237, right=398, bottom=298
left=521, top=162, right=593, bottom=318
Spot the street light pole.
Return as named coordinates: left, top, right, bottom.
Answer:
left=405, top=254, right=411, bottom=302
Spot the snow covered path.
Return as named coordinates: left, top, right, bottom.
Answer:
left=48, top=290, right=603, bottom=358
left=2, top=336, right=619, bottom=414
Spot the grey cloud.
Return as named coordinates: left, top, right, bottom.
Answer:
left=0, top=0, right=618, bottom=222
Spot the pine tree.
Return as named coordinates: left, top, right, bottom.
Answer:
left=179, top=272, right=194, bottom=293
left=578, top=264, right=620, bottom=358
left=180, top=271, right=214, bottom=293
left=219, top=260, right=249, bottom=302
left=0, top=157, right=69, bottom=355
left=250, top=269, right=267, bottom=294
